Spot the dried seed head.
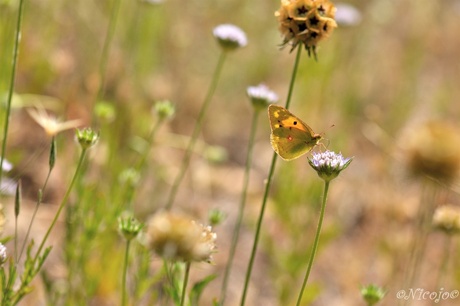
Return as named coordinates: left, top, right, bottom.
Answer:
left=275, top=0, right=337, bottom=56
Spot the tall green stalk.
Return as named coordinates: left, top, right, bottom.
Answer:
left=240, top=45, right=303, bottom=306
left=220, top=110, right=260, bottom=305
left=180, top=262, right=191, bottom=306
left=33, top=147, right=88, bottom=261
left=18, top=136, right=56, bottom=262
left=1, top=0, right=25, bottom=189
left=296, top=180, right=330, bottom=305
left=165, top=51, right=228, bottom=210
left=121, top=239, right=131, bottom=306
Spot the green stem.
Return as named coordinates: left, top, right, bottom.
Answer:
left=180, top=262, right=191, bottom=306
left=92, top=0, right=123, bottom=121
left=220, top=110, right=260, bottom=305
left=0, top=0, right=25, bottom=189
left=296, top=180, right=330, bottom=306
left=124, top=118, right=163, bottom=207
left=240, top=45, right=302, bottom=306
left=122, top=239, right=132, bottom=306
left=34, top=148, right=88, bottom=261
left=165, top=51, right=228, bottom=210
left=18, top=137, right=55, bottom=262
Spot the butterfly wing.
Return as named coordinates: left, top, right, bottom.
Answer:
left=268, top=105, right=322, bottom=161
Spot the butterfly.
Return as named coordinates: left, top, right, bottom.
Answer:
left=268, top=104, right=322, bottom=161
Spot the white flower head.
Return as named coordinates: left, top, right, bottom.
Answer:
left=28, top=106, right=82, bottom=137
left=335, top=3, right=362, bottom=26
left=213, top=24, right=248, bottom=51
left=0, top=243, right=7, bottom=266
left=247, top=84, right=279, bottom=110
left=308, top=150, right=353, bottom=182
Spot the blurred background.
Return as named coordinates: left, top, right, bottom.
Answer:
left=1, top=0, right=460, bottom=305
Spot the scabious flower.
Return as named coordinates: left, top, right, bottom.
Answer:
left=146, top=211, right=217, bottom=263
left=153, top=100, right=175, bottom=121
left=433, top=205, right=460, bottom=235
left=213, top=24, right=247, bottom=51
left=275, top=0, right=337, bottom=56
left=360, top=284, right=386, bottom=306
left=247, top=84, right=279, bottom=111
left=335, top=3, right=361, bottom=26
left=118, top=214, right=144, bottom=241
left=28, top=107, right=82, bottom=137
left=308, top=150, right=352, bottom=182
left=0, top=243, right=7, bottom=266
left=405, top=121, right=460, bottom=183
left=76, top=128, right=99, bottom=150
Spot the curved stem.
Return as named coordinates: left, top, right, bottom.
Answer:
left=296, top=180, right=330, bottom=306
left=34, top=148, right=88, bottom=261
left=18, top=137, right=56, bottom=262
left=121, top=239, right=132, bottom=306
left=165, top=51, right=227, bottom=210
left=220, top=110, right=259, bottom=305
left=180, top=262, right=191, bottom=306
left=240, top=45, right=302, bottom=306
left=0, top=0, right=25, bottom=189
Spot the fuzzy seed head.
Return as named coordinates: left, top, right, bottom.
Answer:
left=433, top=205, right=460, bottom=235
left=146, top=212, right=217, bottom=263
left=405, top=121, right=460, bottom=183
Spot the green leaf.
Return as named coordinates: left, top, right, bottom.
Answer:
left=190, top=274, right=217, bottom=306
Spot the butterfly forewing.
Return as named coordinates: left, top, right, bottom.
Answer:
left=268, top=105, right=322, bottom=161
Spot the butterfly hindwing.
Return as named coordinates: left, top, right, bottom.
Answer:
left=268, top=105, right=322, bottom=161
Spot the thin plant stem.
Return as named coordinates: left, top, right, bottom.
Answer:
left=296, top=180, right=330, bottom=306
left=402, top=179, right=438, bottom=306
left=432, top=235, right=452, bottom=306
left=0, top=0, right=25, bottom=189
left=240, top=45, right=302, bottom=306
left=92, top=0, right=123, bottom=121
left=18, top=137, right=56, bottom=262
left=122, top=239, right=132, bottom=306
left=124, top=118, right=163, bottom=207
left=14, top=180, right=22, bottom=263
left=220, top=110, right=260, bottom=305
left=33, top=148, right=88, bottom=261
left=180, top=262, right=191, bottom=306
left=165, top=51, right=228, bottom=210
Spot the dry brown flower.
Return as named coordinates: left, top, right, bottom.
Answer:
left=275, top=0, right=337, bottom=56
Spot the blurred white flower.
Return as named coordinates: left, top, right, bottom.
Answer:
left=335, top=3, right=362, bottom=26
left=213, top=24, right=248, bottom=50
left=28, top=107, right=82, bottom=137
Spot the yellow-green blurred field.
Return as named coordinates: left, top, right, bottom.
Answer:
left=1, top=0, right=460, bottom=305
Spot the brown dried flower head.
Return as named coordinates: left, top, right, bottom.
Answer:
left=146, top=211, right=217, bottom=263
left=433, top=205, right=460, bottom=235
left=405, top=121, right=460, bottom=183
left=275, top=0, right=337, bottom=57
